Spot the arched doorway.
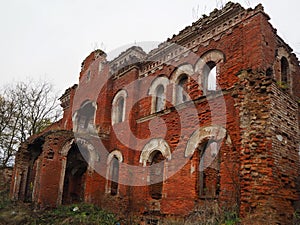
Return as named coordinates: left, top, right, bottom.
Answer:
left=24, top=137, right=44, bottom=202
left=62, top=143, right=88, bottom=204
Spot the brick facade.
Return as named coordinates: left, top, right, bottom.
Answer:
left=10, top=2, right=300, bottom=224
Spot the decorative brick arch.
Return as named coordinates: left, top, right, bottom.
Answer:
left=170, top=64, right=194, bottom=83
left=59, top=138, right=98, bottom=164
left=184, top=125, right=228, bottom=158
left=170, top=64, right=194, bottom=105
left=107, top=150, right=123, bottom=164
left=195, top=49, right=225, bottom=72
left=195, top=49, right=225, bottom=94
left=139, top=138, right=171, bottom=166
left=60, top=139, right=75, bottom=157
left=112, top=89, right=128, bottom=125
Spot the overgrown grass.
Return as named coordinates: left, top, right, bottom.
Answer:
left=0, top=195, right=119, bottom=225
left=35, top=203, right=118, bottom=225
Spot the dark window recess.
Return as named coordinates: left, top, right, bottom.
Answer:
left=281, top=57, right=289, bottom=83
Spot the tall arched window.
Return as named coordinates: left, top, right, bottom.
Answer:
left=281, top=56, right=289, bottom=84
left=148, top=76, right=169, bottom=114
left=139, top=138, right=171, bottom=200
left=198, top=140, right=220, bottom=197
left=155, top=85, right=165, bottom=112
left=106, top=150, right=123, bottom=196
left=176, top=75, right=188, bottom=104
left=112, top=90, right=127, bottom=125
left=195, top=50, right=225, bottom=95
left=110, top=156, right=120, bottom=196
left=149, top=151, right=165, bottom=200
left=204, top=61, right=217, bottom=93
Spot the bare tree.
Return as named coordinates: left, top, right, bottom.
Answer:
left=0, top=79, right=62, bottom=167
left=0, top=96, right=19, bottom=167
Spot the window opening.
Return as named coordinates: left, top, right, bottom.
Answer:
left=281, top=57, right=289, bottom=84
left=110, top=156, right=120, bottom=196
left=150, top=151, right=165, bottom=199
left=198, top=140, right=220, bottom=197
left=176, top=75, right=188, bottom=104
left=155, top=85, right=165, bottom=112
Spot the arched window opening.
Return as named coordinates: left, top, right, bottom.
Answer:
left=195, top=50, right=224, bottom=95
left=110, top=156, right=120, bottom=196
left=62, top=143, right=88, bottom=204
left=77, top=102, right=96, bottom=133
left=281, top=57, right=289, bottom=84
left=106, top=150, right=123, bottom=195
left=149, top=151, right=165, bottom=200
left=112, top=90, right=127, bottom=125
left=204, top=61, right=217, bottom=93
left=116, top=97, right=125, bottom=123
left=176, top=75, right=188, bottom=104
left=155, top=85, right=165, bottom=112
left=198, top=140, right=220, bottom=198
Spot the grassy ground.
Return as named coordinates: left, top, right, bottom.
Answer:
left=0, top=192, right=119, bottom=225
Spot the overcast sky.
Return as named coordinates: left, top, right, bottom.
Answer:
left=0, top=0, right=299, bottom=94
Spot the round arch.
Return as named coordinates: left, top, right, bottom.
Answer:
left=184, top=125, right=229, bottom=158
left=170, top=64, right=194, bottom=105
left=194, top=49, right=225, bottom=94
left=139, top=138, right=171, bottom=166
left=148, top=76, right=169, bottom=96
left=170, top=64, right=194, bottom=84
left=107, top=150, right=123, bottom=165
left=194, top=49, right=225, bottom=73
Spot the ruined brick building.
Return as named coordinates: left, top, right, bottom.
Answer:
left=10, top=2, right=300, bottom=224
